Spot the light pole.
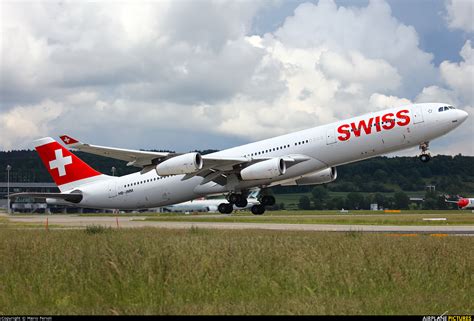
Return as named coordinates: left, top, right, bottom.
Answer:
left=6, top=165, right=11, bottom=214
left=111, top=166, right=116, bottom=215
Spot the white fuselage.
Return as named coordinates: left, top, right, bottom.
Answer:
left=64, top=103, right=468, bottom=209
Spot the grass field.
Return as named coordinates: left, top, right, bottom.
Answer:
left=142, top=212, right=474, bottom=225
left=0, top=228, right=472, bottom=315
left=77, top=209, right=467, bottom=216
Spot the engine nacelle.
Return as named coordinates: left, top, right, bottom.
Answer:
left=156, top=153, right=203, bottom=176
left=240, top=158, right=286, bottom=180
left=295, top=167, right=337, bottom=185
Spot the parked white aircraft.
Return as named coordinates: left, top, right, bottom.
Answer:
left=11, top=103, right=468, bottom=214
left=161, top=190, right=260, bottom=213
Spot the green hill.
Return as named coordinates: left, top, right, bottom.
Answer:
left=1, top=150, right=472, bottom=210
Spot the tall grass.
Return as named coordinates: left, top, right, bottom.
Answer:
left=0, top=229, right=472, bottom=315
left=143, top=213, right=474, bottom=225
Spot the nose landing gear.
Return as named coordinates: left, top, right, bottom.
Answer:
left=419, top=142, right=431, bottom=163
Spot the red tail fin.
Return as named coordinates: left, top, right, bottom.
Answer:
left=34, top=137, right=102, bottom=190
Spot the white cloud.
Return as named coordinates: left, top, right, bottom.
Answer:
left=439, top=40, right=474, bottom=105
left=445, top=0, right=474, bottom=33
left=415, top=86, right=459, bottom=105
left=319, top=51, right=401, bottom=93
left=0, top=0, right=471, bottom=156
left=272, top=0, right=436, bottom=96
left=0, top=100, right=63, bottom=150
left=369, top=93, right=411, bottom=110
left=416, top=39, right=474, bottom=156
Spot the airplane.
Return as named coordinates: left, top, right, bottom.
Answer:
left=445, top=196, right=474, bottom=210
left=160, top=190, right=260, bottom=213
left=10, top=103, right=468, bottom=215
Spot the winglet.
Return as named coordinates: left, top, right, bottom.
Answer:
left=59, top=135, right=80, bottom=146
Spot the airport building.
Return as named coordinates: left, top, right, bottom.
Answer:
left=0, top=182, right=99, bottom=213
left=0, top=182, right=55, bottom=213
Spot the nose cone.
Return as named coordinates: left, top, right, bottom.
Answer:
left=458, top=109, right=468, bottom=123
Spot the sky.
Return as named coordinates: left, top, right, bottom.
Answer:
left=0, top=0, right=473, bottom=156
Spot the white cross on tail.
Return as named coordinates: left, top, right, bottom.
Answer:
left=49, top=149, right=72, bottom=176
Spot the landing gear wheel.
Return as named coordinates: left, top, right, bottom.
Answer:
left=218, top=203, right=233, bottom=214
left=218, top=203, right=228, bottom=214
left=251, top=204, right=265, bottom=215
left=228, top=193, right=240, bottom=204
left=419, top=142, right=431, bottom=163
left=225, top=203, right=233, bottom=214
left=419, top=154, right=431, bottom=163
left=235, top=198, right=248, bottom=208
left=260, top=195, right=276, bottom=206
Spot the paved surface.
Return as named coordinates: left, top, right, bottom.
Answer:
left=5, top=214, right=474, bottom=234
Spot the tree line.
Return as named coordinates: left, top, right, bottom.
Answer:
left=1, top=150, right=472, bottom=210
left=296, top=188, right=453, bottom=210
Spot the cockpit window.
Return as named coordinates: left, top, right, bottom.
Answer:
left=439, top=106, right=455, bottom=112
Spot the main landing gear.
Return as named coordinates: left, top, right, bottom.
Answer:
left=218, top=193, right=248, bottom=214
left=218, top=192, right=276, bottom=215
left=419, top=142, right=431, bottom=163
left=218, top=202, right=233, bottom=214
left=249, top=195, right=275, bottom=215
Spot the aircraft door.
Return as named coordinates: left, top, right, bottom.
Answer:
left=412, top=106, right=424, bottom=124
left=326, top=127, right=337, bottom=145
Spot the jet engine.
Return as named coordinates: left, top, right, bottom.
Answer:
left=240, top=158, right=286, bottom=180
left=156, top=153, right=203, bottom=176
left=294, top=167, right=337, bottom=185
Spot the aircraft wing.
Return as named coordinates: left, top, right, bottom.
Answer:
left=59, top=135, right=312, bottom=184
left=9, top=192, right=83, bottom=203
left=60, top=135, right=176, bottom=167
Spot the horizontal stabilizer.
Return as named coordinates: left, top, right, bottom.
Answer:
left=9, top=192, right=83, bottom=203
left=60, top=135, right=173, bottom=167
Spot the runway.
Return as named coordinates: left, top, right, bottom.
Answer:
left=6, top=214, right=474, bottom=234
